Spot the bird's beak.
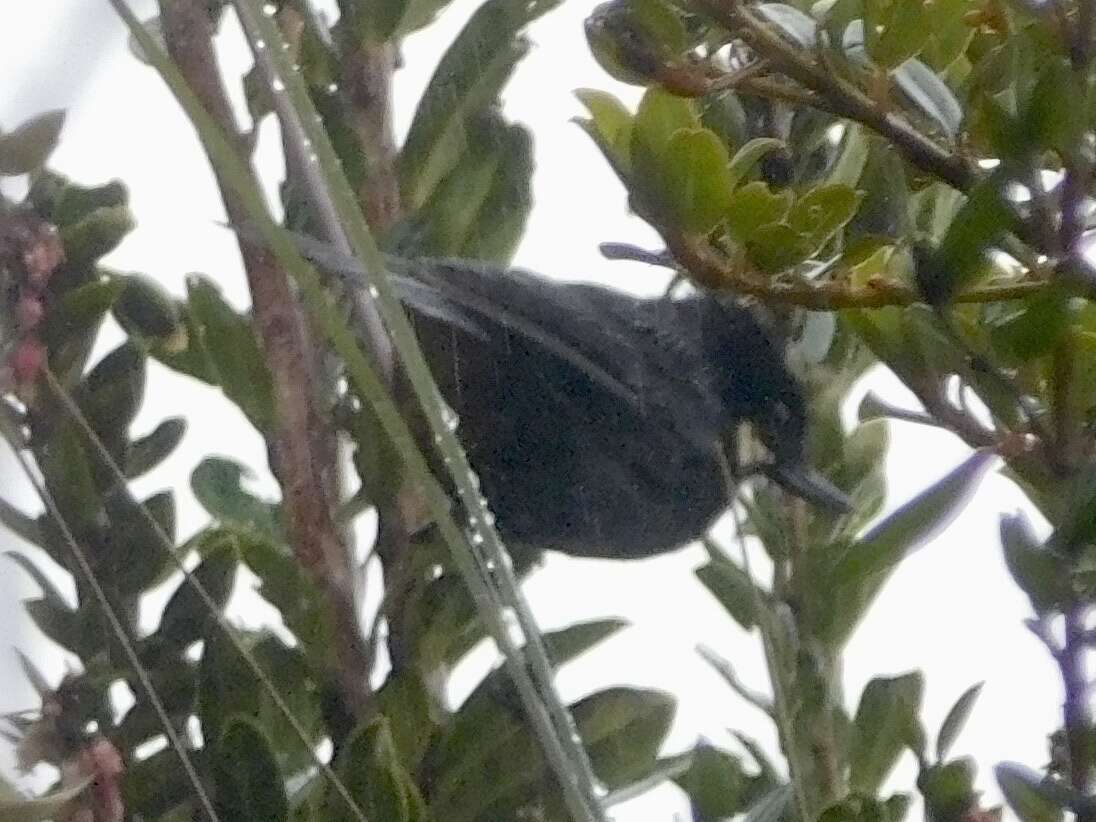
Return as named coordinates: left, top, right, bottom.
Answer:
left=759, top=462, right=852, bottom=514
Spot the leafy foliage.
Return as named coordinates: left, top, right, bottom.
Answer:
left=4, top=0, right=1096, bottom=818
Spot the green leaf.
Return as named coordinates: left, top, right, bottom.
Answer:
left=917, top=179, right=1015, bottom=304
left=0, top=110, right=66, bottom=175
left=936, top=681, right=983, bottom=761
left=34, top=422, right=104, bottom=539
left=76, top=340, right=147, bottom=441
left=105, top=489, right=177, bottom=597
left=113, top=273, right=187, bottom=350
left=1024, top=59, right=1082, bottom=154
left=661, top=128, right=734, bottom=233
left=788, top=183, right=862, bottom=248
left=918, top=759, right=979, bottom=822
left=1001, top=512, right=1069, bottom=614
left=746, top=222, right=814, bottom=272
left=630, top=88, right=699, bottom=218
left=574, top=88, right=634, bottom=172
left=850, top=671, right=924, bottom=793
left=59, top=205, right=135, bottom=266
left=696, top=556, right=761, bottom=629
left=995, top=763, right=1067, bottom=822
left=158, top=535, right=239, bottom=646
left=726, top=181, right=794, bottom=241
left=333, top=717, right=426, bottom=822
left=868, top=0, right=929, bottom=68
left=191, top=457, right=282, bottom=539
left=458, top=123, right=533, bottom=264
left=674, top=744, right=752, bottom=819
left=576, top=687, right=676, bottom=789
left=831, top=448, right=996, bottom=594
left=408, top=115, right=533, bottom=264
left=43, top=278, right=125, bottom=349
left=126, top=416, right=187, bottom=478
left=214, top=715, right=289, bottom=822
left=186, top=276, right=275, bottom=433
left=399, top=0, right=559, bottom=209
left=989, top=286, right=1071, bottom=362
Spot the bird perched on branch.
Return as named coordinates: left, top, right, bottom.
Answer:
left=279, top=231, right=850, bottom=560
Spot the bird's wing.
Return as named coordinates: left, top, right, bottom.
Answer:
left=271, top=229, right=728, bottom=444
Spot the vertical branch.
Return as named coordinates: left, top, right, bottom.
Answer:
left=158, top=0, right=371, bottom=716
left=339, top=40, right=402, bottom=234
left=1060, top=603, right=1095, bottom=817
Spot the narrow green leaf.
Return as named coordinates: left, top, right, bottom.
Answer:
left=696, top=558, right=760, bottom=629
left=936, top=682, right=983, bottom=761
left=832, top=448, right=996, bottom=589
left=158, top=537, right=239, bottom=646
left=186, top=276, right=275, bottom=433
left=1001, top=512, right=1069, bottom=614
left=126, top=416, right=187, bottom=478
left=333, top=717, right=425, bottom=822
left=399, top=0, right=559, bottom=209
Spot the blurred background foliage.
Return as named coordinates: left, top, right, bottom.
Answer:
left=0, top=0, right=1093, bottom=819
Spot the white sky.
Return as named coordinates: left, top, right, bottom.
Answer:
left=0, top=2, right=1062, bottom=819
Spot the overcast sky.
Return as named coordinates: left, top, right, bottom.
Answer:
left=0, top=2, right=1062, bottom=818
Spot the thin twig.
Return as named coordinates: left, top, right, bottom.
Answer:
left=666, top=233, right=1048, bottom=309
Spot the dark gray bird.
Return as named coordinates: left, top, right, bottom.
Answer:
left=280, top=232, right=850, bottom=560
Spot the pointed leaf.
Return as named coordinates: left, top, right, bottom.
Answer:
left=186, top=276, right=275, bottom=433
left=936, top=682, right=983, bottom=761
left=126, top=416, right=187, bottom=478
left=0, top=110, right=66, bottom=175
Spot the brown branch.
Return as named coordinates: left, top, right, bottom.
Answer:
left=337, top=37, right=402, bottom=234
left=666, top=233, right=1048, bottom=309
left=696, top=0, right=978, bottom=191
left=159, top=0, right=370, bottom=715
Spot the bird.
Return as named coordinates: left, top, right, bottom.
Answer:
left=272, top=230, right=851, bottom=560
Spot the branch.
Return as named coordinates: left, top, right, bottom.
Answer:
left=666, top=233, right=1048, bottom=310
left=697, top=0, right=977, bottom=191
left=159, top=0, right=370, bottom=716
